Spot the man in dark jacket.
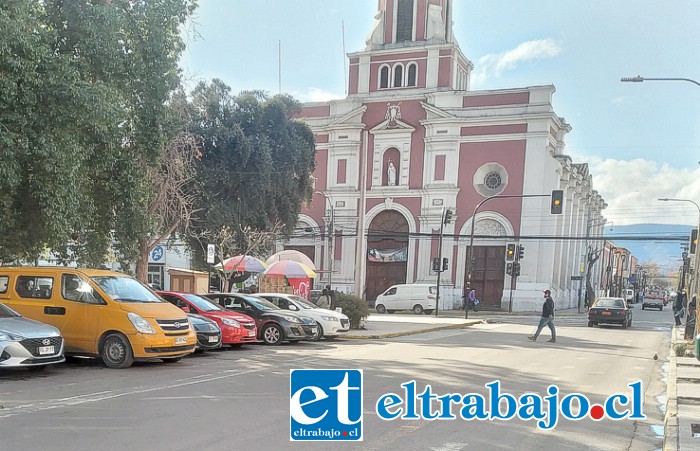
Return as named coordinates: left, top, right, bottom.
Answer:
left=528, top=289, right=557, bottom=343
left=674, top=290, right=686, bottom=326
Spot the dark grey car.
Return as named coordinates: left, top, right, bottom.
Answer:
left=0, top=301, right=65, bottom=369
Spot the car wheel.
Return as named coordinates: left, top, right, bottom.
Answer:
left=412, top=304, right=424, bottom=315
left=161, top=357, right=182, bottom=363
left=101, top=333, right=134, bottom=369
left=424, top=309, right=434, bottom=315
left=311, top=323, right=323, bottom=341
left=375, top=304, right=386, bottom=314
left=659, top=307, right=663, bottom=311
left=262, top=323, right=283, bottom=345
left=587, top=321, right=593, bottom=327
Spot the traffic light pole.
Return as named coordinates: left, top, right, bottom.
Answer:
left=435, top=207, right=445, bottom=317
left=465, top=193, right=551, bottom=319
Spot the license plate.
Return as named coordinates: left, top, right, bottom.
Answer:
left=175, top=336, right=187, bottom=345
left=602, top=311, right=612, bottom=315
left=208, top=336, right=218, bottom=343
left=248, top=331, right=255, bottom=337
left=38, top=345, right=54, bottom=355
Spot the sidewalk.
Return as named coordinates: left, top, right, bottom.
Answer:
left=665, top=326, right=700, bottom=450
left=342, top=308, right=586, bottom=339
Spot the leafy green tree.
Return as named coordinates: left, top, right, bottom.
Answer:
left=0, top=0, right=198, bottom=278
left=187, top=81, right=317, bottom=267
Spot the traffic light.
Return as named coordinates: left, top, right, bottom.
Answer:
left=506, top=243, right=516, bottom=261
left=506, top=263, right=513, bottom=276
left=691, top=228, right=698, bottom=254
left=432, top=257, right=440, bottom=272
left=550, top=189, right=564, bottom=215
left=512, top=262, right=521, bottom=277
left=443, top=209, right=453, bottom=225
left=518, top=244, right=525, bottom=260
left=442, top=258, right=449, bottom=271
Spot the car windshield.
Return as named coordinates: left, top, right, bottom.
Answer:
left=594, top=299, right=625, bottom=308
left=429, top=286, right=438, bottom=294
left=289, top=296, right=316, bottom=310
left=0, top=302, right=19, bottom=318
left=183, top=294, right=223, bottom=311
left=245, top=296, right=279, bottom=311
left=91, top=276, right=164, bottom=303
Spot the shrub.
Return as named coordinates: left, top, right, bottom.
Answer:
left=674, top=343, right=688, bottom=357
left=336, top=293, right=370, bottom=329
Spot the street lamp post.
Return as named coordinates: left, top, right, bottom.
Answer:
left=621, top=76, right=700, bottom=88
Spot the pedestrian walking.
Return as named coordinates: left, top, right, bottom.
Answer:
left=326, top=284, right=337, bottom=310
left=467, top=287, right=479, bottom=312
left=685, top=295, right=696, bottom=339
left=528, top=289, right=556, bottom=343
left=673, top=289, right=686, bottom=326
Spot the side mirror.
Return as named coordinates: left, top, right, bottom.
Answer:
left=181, top=305, right=191, bottom=313
left=288, top=304, right=298, bottom=311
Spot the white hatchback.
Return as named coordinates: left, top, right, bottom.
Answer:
left=256, top=293, right=350, bottom=340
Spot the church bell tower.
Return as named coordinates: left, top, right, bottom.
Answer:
left=348, top=0, right=472, bottom=96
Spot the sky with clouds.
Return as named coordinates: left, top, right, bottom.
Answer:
left=180, top=0, right=700, bottom=229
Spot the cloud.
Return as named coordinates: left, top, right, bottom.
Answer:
left=293, top=87, right=344, bottom=103
left=472, top=38, right=561, bottom=86
left=579, top=156, right=700, bottom=226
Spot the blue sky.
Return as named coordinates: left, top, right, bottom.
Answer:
left=180, top=0, right=700, bottom=228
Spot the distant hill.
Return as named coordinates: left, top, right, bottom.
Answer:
left=603, top=224, right=691, bottom=273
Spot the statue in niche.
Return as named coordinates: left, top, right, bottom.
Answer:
left=426, top=4, right=446, bottom=41
left=365, top=10, right=385, bottom=49
left=387, top=158, right=397, bottom=186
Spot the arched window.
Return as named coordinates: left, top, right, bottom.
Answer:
left=380, top=66, right=389, bottom=89
left=393, top=64, right=404, bottom=88
left=407, top=63, right=417, bottom=87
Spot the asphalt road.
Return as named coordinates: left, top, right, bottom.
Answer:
left=0, top=306, right=674, bottom=451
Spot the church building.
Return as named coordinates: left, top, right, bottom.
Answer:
left=282, top=0, right=607, bottom=311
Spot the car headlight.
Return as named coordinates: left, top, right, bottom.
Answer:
left=127, top=312, right=156, bottom=335
left=320, top=315, right=339, bottom=322
left=221, top=318, right=241, bottom=328
left=287, top=316, right=302, bottom=323
left=0, top=331, right=23, bottom=342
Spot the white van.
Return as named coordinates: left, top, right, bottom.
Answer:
left=623, top=288, right=635, bottom=303
left=374, top=284, right=437, bottom=315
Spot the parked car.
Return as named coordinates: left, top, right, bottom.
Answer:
left=0, top=268, right=196, bottom=369
left=188, top=314, right=222, bottom=351
left=204, top=293, right=318, bottom=345
left=0, top=301, right=65, bottom=370
left=374, top=284, right=437, bottom=315
left=256, top=293, right=350, bottom=340
left=588, top=297, right=633, bottom=328
left=157, top=291, right=257, bottom=347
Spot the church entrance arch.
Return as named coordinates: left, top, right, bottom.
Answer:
left=366, top=210, right=409, bottom=303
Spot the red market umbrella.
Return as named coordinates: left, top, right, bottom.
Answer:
left=262, top=260, right=317, bottom=279
left=217, top=255, right=268, bottom=273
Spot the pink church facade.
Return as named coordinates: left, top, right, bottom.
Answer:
left=282, top=0, right=607, bottom=311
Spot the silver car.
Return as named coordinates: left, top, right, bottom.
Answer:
left=0, top=301, right=65, bottom=369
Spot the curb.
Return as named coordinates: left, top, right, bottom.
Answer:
left=664, top=327, right=679, bottom=451
left=342, top=320, right=483, bottom=340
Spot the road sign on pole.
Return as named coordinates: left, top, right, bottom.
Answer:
left=207, top=244, right=215, bottom=264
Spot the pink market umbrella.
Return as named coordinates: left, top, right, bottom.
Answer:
left=217, top=255, right=268, bottom=273
left=265, top=250, right=316, bottom=271
left=262, top=260, right=317, bottom=279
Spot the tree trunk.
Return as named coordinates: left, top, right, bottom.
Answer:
left=135, top=240, right=150, bottom=283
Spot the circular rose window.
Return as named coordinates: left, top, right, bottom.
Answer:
left=484, top=172, right=502, bottom=190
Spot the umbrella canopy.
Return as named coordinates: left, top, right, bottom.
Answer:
left=265, top=249, right=316, bottom=270
left=262, top=260, right=317, bottom=279
left=217, top=255, right=268, bottom=273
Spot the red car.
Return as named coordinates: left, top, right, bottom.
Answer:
left=157, top=291, right=257, bottom=346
